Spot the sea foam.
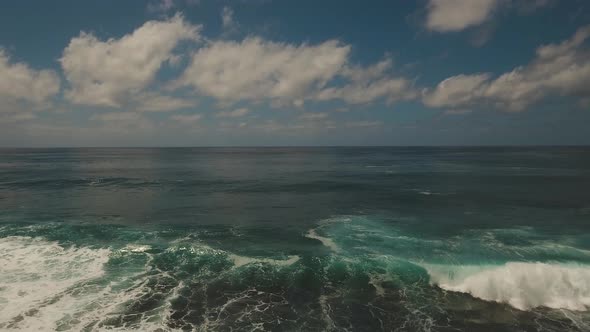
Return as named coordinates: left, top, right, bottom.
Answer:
left=306, top=229, right=341, bottom=252
left=425, top=262, right=590, bottom=311
left=0, top=236, right=111, bottom=330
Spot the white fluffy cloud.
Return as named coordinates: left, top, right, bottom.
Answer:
left=61, top=14, right=200, bottom=109
left=423, top=26, right=590, bottom=111
left=423, top=73, right=491, bottom=108
left=178, top=38, right=349, bottom=104
left=426, top=0, right=499, bottom=32
left=315, top=77, right=416, bottom=105
left=177, top=38, right=415, bottom=107
left=314, top=58, right=416, bottom=104
left=0, top=50, right=60, bottom=112
left=425, top=0, right=551, bottom=33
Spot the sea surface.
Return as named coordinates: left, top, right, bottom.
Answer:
left=1, top=147, right=590, bottom=331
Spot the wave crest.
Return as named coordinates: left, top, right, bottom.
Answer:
left=426, top=262, right=590, bottom=311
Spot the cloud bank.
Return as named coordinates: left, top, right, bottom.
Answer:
left=61, top=14, right=200, bottom=110
left=423, top=26, right=590, bottom=111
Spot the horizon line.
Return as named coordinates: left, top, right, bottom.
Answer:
left=1, top=145, right=590, bottom=149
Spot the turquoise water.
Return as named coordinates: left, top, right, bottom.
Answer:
left=1, top=147, right=590, bottom=331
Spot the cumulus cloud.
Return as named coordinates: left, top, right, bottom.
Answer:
left=315, top=77, right=416, bottom=105
left=177, top=38, right=415, bottom=107
left=425, top=0, right=551, bottom=33
left=0, top=49, right=60, bottom=112
left=61, top=14, right=200, bottom=109
left=177, top=38, right=349, bottom=104
left=426, top=0, right=499, bottom=32
left=313, top=58, right=416, bottom=104
left=216, top=108, right=249, bottom=117
left=423, top=25, right=590, bottom=111
left=423, top=73, right=491, bottom=108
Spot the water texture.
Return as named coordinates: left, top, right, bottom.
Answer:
left=1, top=147, right=590, bottom=331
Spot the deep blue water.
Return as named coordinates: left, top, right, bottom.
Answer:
left=1, top=147, right=590, bottom=331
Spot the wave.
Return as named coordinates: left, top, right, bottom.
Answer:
left=229, top=254, right=300, bottom=267
left=0, top=235, right=306, bottom=331
left=425, top=262, right=590, bottom=311
left=0, top=236, right=111, bottom=330
left=3, top=220, right=590, bottom=330
left=305, top=228, right=341, bottom=252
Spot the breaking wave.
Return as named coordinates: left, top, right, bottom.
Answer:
left=426, top=262, right=590, bottom=311
left=2, top=219, right=590, bottom=331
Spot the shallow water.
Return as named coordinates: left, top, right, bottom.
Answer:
left=1, top=147, right=590, bottom=331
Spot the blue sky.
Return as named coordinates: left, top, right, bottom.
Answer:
left=0, top=0, right=589, bottom=146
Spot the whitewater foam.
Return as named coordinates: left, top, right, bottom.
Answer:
left=306, top=229, right=341, bottom=252
left=0, top=236, right=111, bottom=330
left=229, top=254, right=300, bottom=268
left=425, top=262, right=590, bottom=311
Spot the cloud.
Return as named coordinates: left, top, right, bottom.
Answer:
left=177, top=38, right=415, bottom=107
left=423, top=73, right=491, bottom=108
left=91, top=112, right=142, bottom=122
left=344, top=120, right=383, bottom=128
left=0, top=112, right=37, bottom=123
left=315, top=77, right=416, bottom=105
left=61, top=14, right=200, bottom=109
left=135, top=93, right=196, bottom=112
left=148, top=0, right=175, bottom=13
left=444, top=109, right=472, bottom=115
left=314, top=58, right=416, bottom=104
left=425, top=0, right=551, bottom=33
left=147, top=0, right=200, bottom=13
left=423, top=25, right=590, bottom=111
left=216, top=108, right=249, bottom=117
left=219, top=6, right=240, bottom=37
left=426, top=0, right=500, bottom=32
left=171, top=113, right=202, bottom=123
left=177, top=37, right=349, bottom=105
left=0, top=49, right=60, bottom=112
left=221, top=6, right=235, bottom=30
left=299, top=112, right=329, bottom=120
left=90, top=112, right=155, bottom=132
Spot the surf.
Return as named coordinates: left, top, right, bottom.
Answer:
left=425, top=262, right=590, bottom=311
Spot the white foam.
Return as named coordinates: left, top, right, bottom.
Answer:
left=0, top=236, right=111, bottom=330
left=229, top=254, right=300, bottom=268
left=120, top=244, right=152, bottom=253
left=368, top=273, right=387, bottom=296
left=425, top=262, right=590, bottom=311
left=166, top=242, right=301, bottom=269
left=306, top=229, right=340, bottom=253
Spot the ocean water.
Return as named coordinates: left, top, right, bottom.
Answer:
left=1, top=147, right=590, bottom=331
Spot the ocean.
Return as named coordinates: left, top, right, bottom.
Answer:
left=1, top=147, right=589, bottom=331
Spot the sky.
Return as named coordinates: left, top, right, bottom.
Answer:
left=0, top=0, right=589, bottom=147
